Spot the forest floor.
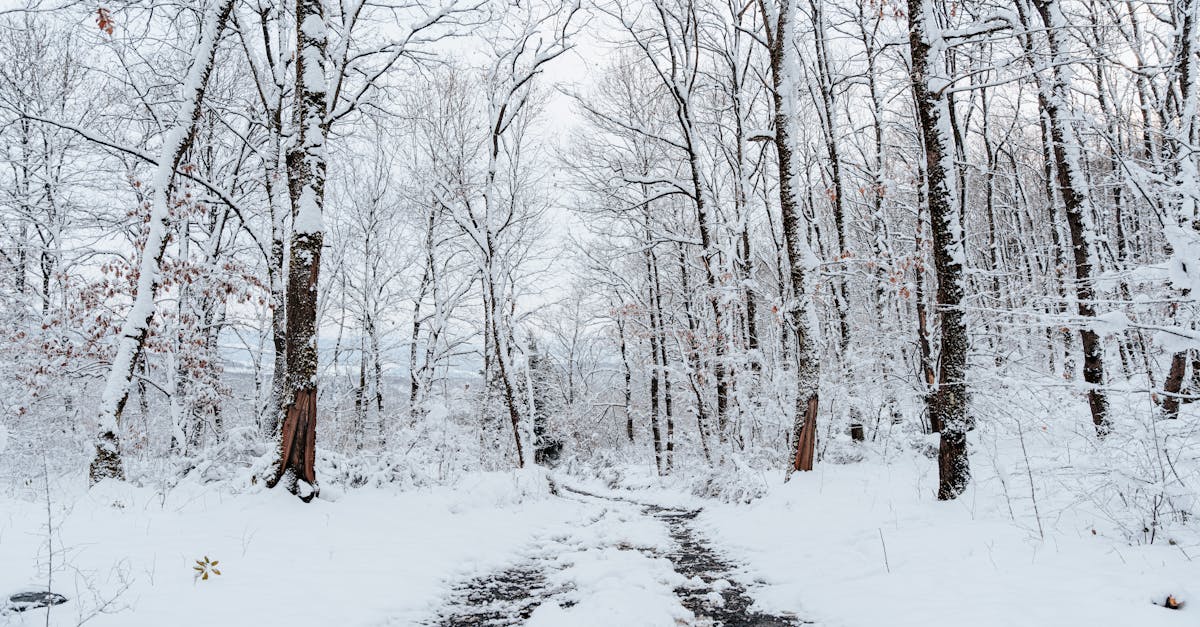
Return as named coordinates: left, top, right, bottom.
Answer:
left=0, top=457, right=1195, bottom=627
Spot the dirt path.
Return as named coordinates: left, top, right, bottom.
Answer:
left=430, top=564, right=560, bottom=626
left=648, top=504, right=804, bottom=626
left=428, top=486, right=804, bottom=626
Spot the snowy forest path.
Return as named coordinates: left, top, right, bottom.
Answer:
left=424, top=483, right=806, bottom=626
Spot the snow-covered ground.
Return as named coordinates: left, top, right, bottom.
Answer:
left=698, top=463, right=1195, bottom=627
left=0, top=470, right=590, bottom=626
left=1, top=454, right=1195, bottom=626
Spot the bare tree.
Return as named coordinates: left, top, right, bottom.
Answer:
left=89, top=0, right=236, bottom=484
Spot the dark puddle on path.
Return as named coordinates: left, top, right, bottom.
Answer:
left=430, top=486, right=806, bottom=626
left=431, top=564, right=572, bottom=626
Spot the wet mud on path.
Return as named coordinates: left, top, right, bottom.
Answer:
left=428, top=485, right=805, bottom=626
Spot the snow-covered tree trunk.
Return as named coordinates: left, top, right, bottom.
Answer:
left=807, top=0, right=858, bottom=441
left=409, top=201, right=436, bottom=415
left=906, top=0, right=971, bottom=499
left=88, top=0, right=235, bottom=485
left=235, top=0, right=292, bottom=439
left=1161, top=0, right=1200, bottom=417
left=616, top=311, right=634, bottom=444
left=760, top=0, right=821, bottom=473
left=1028, top=0, right=1111, bottom=436
left=268, top=0, right=328, bottom=501
left=642, top=204, right=665, bottom=474
left=483, top=247, right=527, bottom=467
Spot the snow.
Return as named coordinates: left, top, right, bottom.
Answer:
left=1091, top=310, right=1131, bottom=335
left=524, top=495, right=690, bottom=627
left=300, top=14, right=326, bottom=40
left=571, top=454, right=1197, bottom=627
left=2, top=443, right=1197, bottom=627
left=293, top=187, right=325, bottom=234
left=696, top=461, right=1196, bottom=627
left=0, top=471, right=581, bottom=626
left=5, top=0, right=1200, bottom=624
left=527, top=547, right=689, bottom=627
left=301, top=46, right=327, bottom=97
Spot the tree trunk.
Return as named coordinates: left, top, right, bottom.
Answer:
left=269, top=0, right=328, bottom=501
left=907, top=0, right=972, bottom=499
left=618, top=316, right=634, bottom=443
left=677, top=243, right=712, bottom=465
left=1031, top=0, right=1111, bottom=436
left=809, top=0, right=859, bottom=439
left=89, top=0, right=234, bottom=484
left=915, top=176, right=938, bottom=432
left=761, top=0, right=821, bottom=474
left=484, top=255, right=526, bottom=468
left=1162, top=350, right=1187, bottom=418
left=410, top=203, right=436, bottom=415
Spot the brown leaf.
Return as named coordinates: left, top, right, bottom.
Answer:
left=96, top=7, right=115, bottom=35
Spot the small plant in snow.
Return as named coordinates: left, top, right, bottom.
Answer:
left=193, top=556, right=221, bottom=582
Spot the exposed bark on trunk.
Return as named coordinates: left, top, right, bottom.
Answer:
left=269, top=0, right=328, bottom=501
left=907, top=0, right=971, bottom=499
left=276, top=387, right=318, bottom=494
left=1162, top=350, right=1187, bottom=418
left=89, top=0, right=235, bottom=485
left=759, top=0, right=821, bottom=473
left=792, top=393, right=818, bottom=472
